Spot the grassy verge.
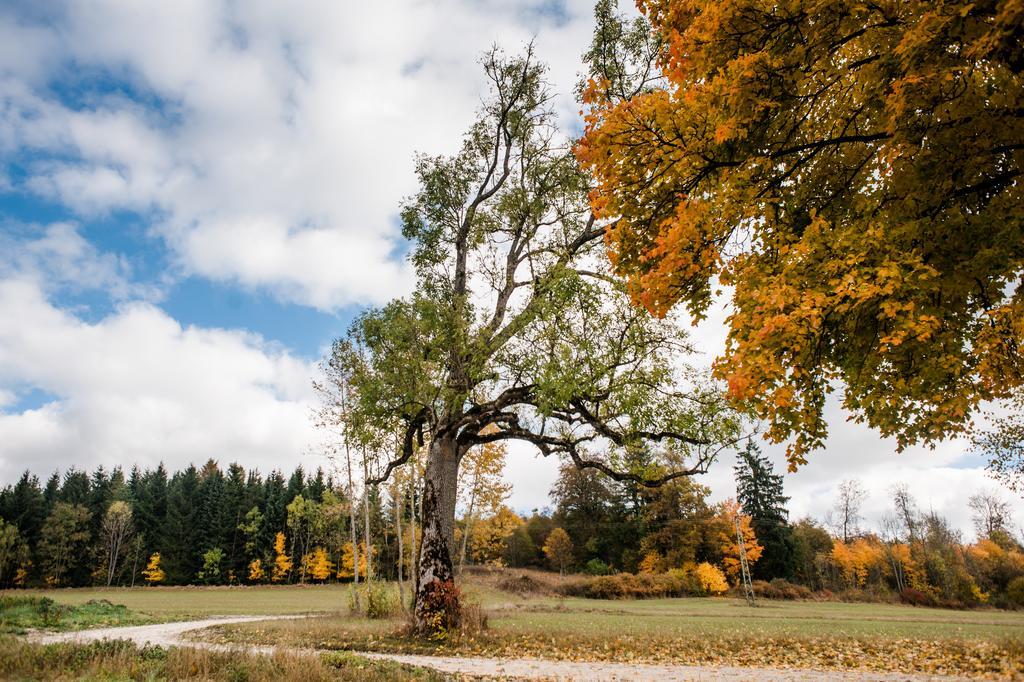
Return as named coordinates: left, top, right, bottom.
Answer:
left=0, top=636, right=449, bottom=681
left=0, top=596, right=156, bottom=634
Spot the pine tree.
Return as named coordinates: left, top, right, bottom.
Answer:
left=3, top=473, right=45, bottom=551
left=133, top=464, right=168, bottom=570
left=59, top=469, right=90, bottom=506
left=222, top=463, right=248, bottom=580
left=42, top=473, right=60, bottom=516
left=734, top=442, right=796, bottom=580
left=196, top=460, right=225, bottom=559
left=162, top=466, right=201, bottom=583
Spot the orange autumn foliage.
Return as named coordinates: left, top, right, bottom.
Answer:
left=715, top=499, right=762, bottom=583
left=577, top=0, right=1024, bottom=466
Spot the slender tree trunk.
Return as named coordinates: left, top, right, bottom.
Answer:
left=363, top=451, right=373, bottom=583
left=410, top=474, right=419, bottom=595
left=458, top=485, right=477, bottom=574
left=130, top=537, right=140, bottom=588
left=414, top=435, right=460, bottom=632
left=394, top=478, right=406, bottom=612
left=344, top=438, right=361, bottom=612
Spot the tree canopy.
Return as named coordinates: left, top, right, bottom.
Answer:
left=342, top=46, right=739, bottom=489
left=577, top=0, right=1024, bottom=465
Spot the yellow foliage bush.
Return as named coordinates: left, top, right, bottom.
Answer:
left=694, top=562, right=728, bottom=595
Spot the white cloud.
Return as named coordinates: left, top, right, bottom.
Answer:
left=1, top=0, right=599, bottom=310
left=0, top=221, right=161, bottom=301
left=0, top=278, right=324, bottom=482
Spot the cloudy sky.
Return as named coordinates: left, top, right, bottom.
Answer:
left=0, top=0, right=1018, bottom=540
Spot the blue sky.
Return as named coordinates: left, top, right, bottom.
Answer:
left=0, top=0, right=596, bottom=496
left=0, top=0, right=1018, bottom=537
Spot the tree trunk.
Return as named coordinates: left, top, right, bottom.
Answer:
left=344, top=439, right=361, bottom=612
left=130, top=537, right=140, bottom=588
left=458, top=509, right=474, bottom=574
left=414, top=435, right=460, bottom=633
left=363, top=451, right=373, bottom=583
left=394, top=479, right=407, bottom=612
left=458, top=475, right=477, bottom=574
left=410, top=474, right=419, bottom=594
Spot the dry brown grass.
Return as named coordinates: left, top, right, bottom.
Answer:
left=462, top=565, right=573, bottom=598
left=0, top=635, right=447, bottom=681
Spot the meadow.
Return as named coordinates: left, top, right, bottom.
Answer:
left=8, top=569, right=1021, bottom=678
left=10, top=583, right=353, bottom=619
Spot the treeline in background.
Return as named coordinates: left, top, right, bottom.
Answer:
left=0, top=442, right=1021, bottom=609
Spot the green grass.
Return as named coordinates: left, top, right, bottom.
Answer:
left=487, top=594, right=1024, bottom=641
left=11, top=578, right=1024, bottom=641
left=0, top=596, right=155, bottom=634
left=4, top=584, right=352, bottom=620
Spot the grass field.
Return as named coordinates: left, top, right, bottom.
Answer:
left=5, top=584, right=351, bottom=619
left=6, top=573, right=1024, bottom=678
left=15, top=579, right=1024, bottom=641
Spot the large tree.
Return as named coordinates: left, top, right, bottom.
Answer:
left=329, top=46, right=740, bottom=633
left=577, top=0, right=1024, bottom=465
left=734, top=442, right=796, bottom=580
left=38, top=502, right=91, bottom=586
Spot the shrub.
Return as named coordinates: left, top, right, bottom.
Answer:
left=585, top=558, right=611, bottom=575
left=559, top=569, right=708, bottom=600
left=900, top=587, right=939, bottom=607
left=752, top=579, right=815, bottom=601
left=416, top=579, right=462, bottom=639
left=346, top=582, right=399, bottom=620
left=498, top=573, right=551, bottom=596
left=1006, top=576, right=1024, bottom=609
left=694, top=563, right=729, bottom=595
left=365, top=583, right=398, bottom=619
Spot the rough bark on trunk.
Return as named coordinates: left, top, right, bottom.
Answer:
left=414, top=435, right=460, bottom=633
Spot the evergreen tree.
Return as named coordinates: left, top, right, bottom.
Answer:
left=2, top=472, right=45, bottom=549
left=134, top=464, right=168, bottom=566
left=262, top=471, right=288, bottom=560
left=59, top=469, right=90, bottom=506
left=305, top=468, right=326, bottom=502
left=162, top=466, right=201, bottom=583
left=734, top=442, right=796, bottom=581
left=196, top=460, right=225, bottom=559
left=286, top=466, right=305, bottom=503
left=222, top=463, right=248, bottom=581
left=42, top=473, right=60, bottom=516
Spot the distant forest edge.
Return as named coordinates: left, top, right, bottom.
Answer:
left=0, top=443, right=1022, bottom=610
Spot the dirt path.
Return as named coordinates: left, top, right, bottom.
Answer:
left=29, top=617, right=968, bottom=681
